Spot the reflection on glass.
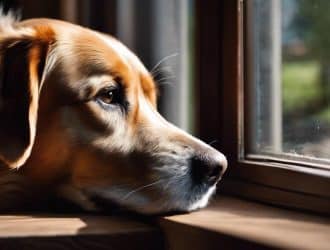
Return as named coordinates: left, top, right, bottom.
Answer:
left=248, top=0, right=330, bottom=160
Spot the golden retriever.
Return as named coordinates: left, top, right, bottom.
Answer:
left=0, top=12, right=227, bottom=214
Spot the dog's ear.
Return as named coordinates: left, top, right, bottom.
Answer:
left=0, top=26, right=54, bottom=169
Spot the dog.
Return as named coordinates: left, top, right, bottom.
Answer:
left=0, top=12, right=227, bottom=214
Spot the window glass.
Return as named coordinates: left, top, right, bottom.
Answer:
left=247, top=0, right=330, bottom=161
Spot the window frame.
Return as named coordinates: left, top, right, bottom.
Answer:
left=196, top=0, right=330, bottom=214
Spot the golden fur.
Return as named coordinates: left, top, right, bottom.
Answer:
left=0, top=14, right=227, bottom=214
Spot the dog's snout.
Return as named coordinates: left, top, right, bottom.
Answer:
left=189, top=155, right=227, bottom=185
left=206, top=162, right=222, bottom=184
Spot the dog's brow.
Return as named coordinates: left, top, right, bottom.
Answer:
left=77, top=61, right=132, bottom=89
left=76, top=62, right=112, bottom=78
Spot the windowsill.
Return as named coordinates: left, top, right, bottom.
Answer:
left=158, top=195, right=330, bottom=250
left=0, top=196, right=329, bottom=249
left=0, top=213, right=163, bottom=249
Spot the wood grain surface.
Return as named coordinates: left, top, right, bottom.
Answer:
left=0, top=196, right=329, bottom=250
left=0, top=214, right=163, bottom=250
left=159, top=196, right=330, bottom=250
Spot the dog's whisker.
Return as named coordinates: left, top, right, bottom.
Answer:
left=121, top=175, right=182, bottom=201
left=150, top=52, right=179, bottom=76
left=152, top=68, right=175, bottom=86
left=156, top=76, right=176, bottom=83
left=121, top=179, right=166, bottom=201
left=150, top=65, right=173, bottom=78
left=208, top=140, right=219, bottom=147
left=114, top=174, right=183, bottom=199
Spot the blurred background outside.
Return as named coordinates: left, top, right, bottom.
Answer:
left=248, top=0, right=330, bottom=162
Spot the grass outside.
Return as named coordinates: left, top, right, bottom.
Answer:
left=282, top=60, right=321, bottom=114
left=282, top=60, right=330, bottom=123
left=282, top=60, right=330, bottom=159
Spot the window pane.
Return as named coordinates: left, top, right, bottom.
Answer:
left=247, top=0, right=330, bottom=161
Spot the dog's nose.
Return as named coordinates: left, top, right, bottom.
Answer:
left=189, top=155, right=227, bottom=185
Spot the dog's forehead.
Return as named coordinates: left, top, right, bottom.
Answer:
left=96, top=33, right=157, bottom=98
left=19, top=18, right=157, bottom=104
left=97, top=34, right=147, bottom=75
left=56, top=23, right=156, bottom=101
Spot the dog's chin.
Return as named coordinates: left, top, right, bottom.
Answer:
left=85, top=184, right=217, bottom=215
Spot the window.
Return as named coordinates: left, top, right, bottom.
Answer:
left=247, top=0, right=330, bottom=165
left=209, top=0, right=330, bottom=214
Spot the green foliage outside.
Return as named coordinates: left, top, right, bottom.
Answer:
left=282, top=61, right=320, bottom=114
left=282, top=60, right=330, bottom=123
left=293, top=0, right=330, bottom=103
left=283, top=0, right=330, bottom=124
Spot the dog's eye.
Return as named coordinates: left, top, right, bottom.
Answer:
left=97, top=88, right=120, bottom=105
left=99, top=90, right=115, bottom=104
left=96, top=85, right=129, bottom=112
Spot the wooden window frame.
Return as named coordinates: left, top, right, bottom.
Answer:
left=196, top=0, right=330, bottom=214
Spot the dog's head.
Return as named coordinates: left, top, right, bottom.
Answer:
left=0, top=15, right=227, bottom=214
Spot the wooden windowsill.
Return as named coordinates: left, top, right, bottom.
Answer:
left=0, top=196, right=329, bottom=250
left=158, top=196, right=330, bottom=250
left=0, top=214, right=163, bottom=249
